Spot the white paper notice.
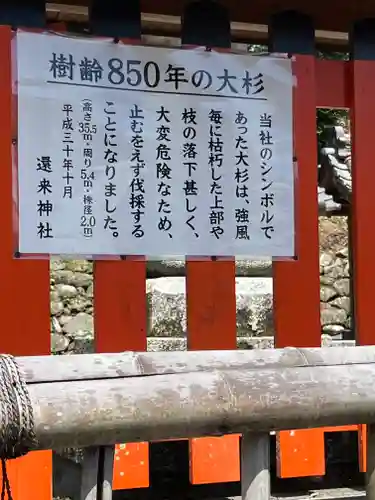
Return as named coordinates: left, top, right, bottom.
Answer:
left=16, top=31, right=295, bottom=257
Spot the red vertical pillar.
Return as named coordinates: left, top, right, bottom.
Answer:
left=269, top=11, right=326, bottom=478
left=0, top=17, right=52, bottom=500
left=182, top=1, right=239, bottom=485
left=90, top=0, right=149, bottom=490
left=349, top=18, right=375, bottom=473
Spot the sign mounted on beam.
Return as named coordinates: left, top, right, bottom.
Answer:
left=15, top=31, right=294, bottom=258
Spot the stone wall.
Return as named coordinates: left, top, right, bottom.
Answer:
left=320, top=247, right=351, bottom=338
left=50, top=245, right=351, bottom=354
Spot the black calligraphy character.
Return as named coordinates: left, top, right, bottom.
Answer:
left=261, top=193, right=274, bottom=207
left=261, top=163, right=272, bottom=178
left=84, top=149, right=93, bottom=158
left=79, top=57, right=103, bottom=83
left=252, top=73, right=265, bottom=95
left=156, top=125, right=171, bottom=142
left=63, top=158, right=73, bottom=171
left=217, top=69, right=237, bottom=93
left=37, top=178, right=52, bottom=195
left=156, top=144, right=171, bottom=161
left=235, top=136, right=248, bottom=150
left=210, top=195, right=224, bottom=210
left=84, top=206, right=93, bottom=216
left=208, top=137, right=223, bottom=153
left=131, top=209, right=144, bottom=224
left=209, top=210, right=224, bottom=225
left=62, top=118, right=73, bottom=131
left=208, top=153, right=224, bottom=168
left=84, top=195, right=93, bottom=205
left=209, top=125, right=222, bottom=137
left=158, top=216, right=172, bottom=237
left=182, top=143, right=197, bottom=159
left=131, top=223, right=144, bottom=238
left=131, top=120, right=143, bottom=134
left=156, top=106, right=170, bottom=122
left=63, top=171, right=74, bottom=186
left=261, top=225, right=274, bottom=239
left=158, top=199, right=171, bottom=214
left=209, top=154, right=222, bottom=168
left=129, top=105, right=144, bottom=120
left=157, top=182, right=171, bottom=197
left=104, top=149, right=117, bottom=163
left=63, top=186, right=72, bottom=199
left=130, top=149, right=142, bottom=164
left=183, top=180, right=198, bottom=196
left=209, top=180, right=221, bottom=195
left=259, top=130, right=273, bottom=146
left=260, top=113, right=272, bottom=128
left=129, top=193, right=145, bottom=210
left=260, top=148, right=273, bottom=161
left=184, top=162, right=197, bottom=176
left=242, top=71, right=265, bottom=95
left=211, top=168, right=222, bottom=182
left=261, top=210, right=274, bottom=225
left=104, top=101, right=115, bottom=114
left=235, top=208, right=250, bottom=224
left=164, top=64, right=188, bottom=90
left=37, top=156, right=52, bottom=173
left=105, top=199, right=116, bottom=213
left=49, top=53, right=75, bottom=80
left=62, top=145, right=74, bottom=157
left=183, top=127, right=196, bottom=140
left=105, top=116, right=116, bottom=132
left=131, top=135, right=144, bottom=149
left=241, top=70, right=253, bottom=95
left=37, top=221, right=53, bottom=239
left=236, top=185, right=249, bottom=200
left=105, top=182, right=117, bottom=197
left=130, top=178, right=145, bottom=193
left=82, top=100, right=92, bottom=113
left=235, top=225, right=250, bottom=240
left=210, top=225, right=224, bottom=239
left=131, top=161, right=145, bottom=177
left=37, top=200, right=53, bottom=217
left=104, top=216, right=119, bottom=237
left=186, top=199, right=197, bottom=213
left=186, top=215, right=199, bottom=238
left=63, top=132, right=73, bottom=144
left=235, top=111, right=248, bottom=125
left=181, top=108, right=197, bottom=125
left=235, top=151, right=249, bottom=167
left=132, top=224, right=144, bottom=238
left=208, top=109, right=223, bottom=125
left=105, top=165, right=116, bottom=181
left=191, top=70, right=212, bottom=90
left=62, top=104, right=73, bottom=115
left=156, top=163, right=171, bottom=179
left=262, top=181, right=273, bottom=191
left=235, top=167, right=249, bottom=184
left=104, top=134, right=117, bottom=147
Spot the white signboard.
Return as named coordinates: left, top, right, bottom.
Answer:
left=16, top=31, right=294, bottom=257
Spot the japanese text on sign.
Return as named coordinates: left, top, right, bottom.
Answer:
left=17, top=31, right=295, bottom=257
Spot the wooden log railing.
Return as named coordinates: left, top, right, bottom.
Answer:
left=5, top=346, right=375, bottom=499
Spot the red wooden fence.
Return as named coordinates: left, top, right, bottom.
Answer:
left=1, top=1, right=373, bottom=498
